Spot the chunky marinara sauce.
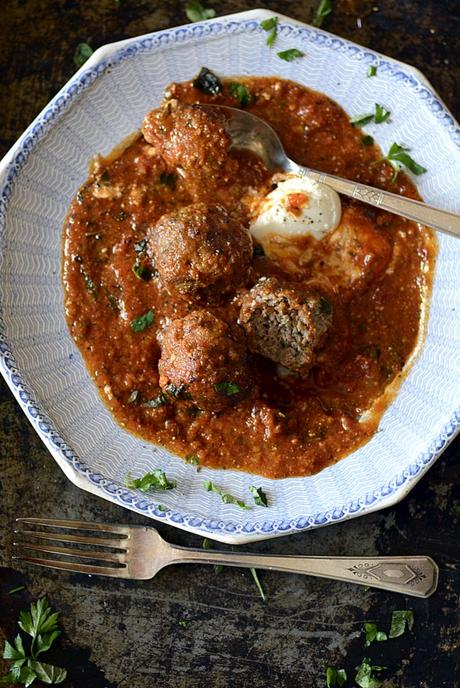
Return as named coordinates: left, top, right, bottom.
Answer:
left=62, top=77, right=436, bottom=479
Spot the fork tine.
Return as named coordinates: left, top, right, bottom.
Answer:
left=13, top=555, right=131, bottom=578
left=14, top=530, right=127, bottom=549
left=16, top=517, right=129, bottom=536
left=14, top=542, right=126, bottom=564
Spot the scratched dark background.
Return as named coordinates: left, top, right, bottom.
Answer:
left=0, top=1, right=459, bottom=686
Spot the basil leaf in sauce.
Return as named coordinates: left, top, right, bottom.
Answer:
left=214, top=380, right=240, bottom=396
left=126, top=469, right=176, bottom=491
left=388, top=610, right=414, bottom=638
left=383, top=143, right=427, bottom=182
left=193, top=67, right=223, bottom=95
left=159, top=172, right=177, bottom=189
left=326, top=667, right=347, bottom=688
left=229, top=82, right=253, bottom=107
left=130, top=309, right=154, bottom=332
left=203, top=480, right=251, bottom=510
left=249, top=486, right=268, bottom=507
left=367, top=64, right=378, bottom=77
left=363, top=622, right=387, bottom=647
left=74, top=42, right=93, bottom=68
left=261, top=16, right=278, bottom=47
left=185, top=1, right=216, bottom=22
left=312, top=0, right=333, bottom=28
left=277, top=48, right=304, bottom=62
left=132, top=260, right=153, bottom=281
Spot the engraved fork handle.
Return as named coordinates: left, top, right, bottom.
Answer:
left=168, top=549, right=438, bottom=598
left=292, top=163, right=460, bottom=239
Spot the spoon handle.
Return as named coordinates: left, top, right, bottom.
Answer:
left=295, top=165, right=460, bottom=238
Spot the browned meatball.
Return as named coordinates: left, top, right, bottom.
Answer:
left=158, top=310, right=253, bottom=412
left=149, top=203, right=253, bottom=302
left=142, top=99, right=237, bottom=197
left=239, top=277, right=332, bottom=377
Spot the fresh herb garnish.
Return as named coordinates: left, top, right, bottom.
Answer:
left=134, top=238, right=147, bottom=254
left=229, top=82, right=253, bottom=107
left=185, top=1, right=216, bottom=22
left=126, top=469, right=176, bottom=491
left=261, top=16, right=278, bottom=47
left=350, top=113, right=374, bottom=127
left=202, top=538, right=223, bottom=574
left=250, top=568, right=266, bottom=601
left=130, top=309, right=154, bottom=332
left=355, top=658, right=386, bottom=688
left=277, top=48, right=305, bottom=62
left=326, top=667, right=347, bottom=688
left=178, top=619, right=190, bottom=628
left=214, top=380, right=240, bottom=396
left=382, top=143, right=427, bottom=182
left=312, top=0, right=333, bottom=27
left=388, top=609, right=414, bottom=638
left=362, top=135, right=374, bottom=147
left=159, top=171, right=177, bottom=189
left=203, top=480, right=250, bottom=509
left=1, top=597, right=67, bottom=686
left=132, top=260, right=153, bottom=281
left=363, top=622, right=387, bottom=647
left=249, top=486, right=268, bottom=507
left=74, top=42, right=93, bottom=68
left=367, top=64, right=378, bottom=77
left=142, top=393, right=168, bottom=408
left=193, top=67, right=223, bottom=95
left=351, top=103, right=390, bottom=127
left=374, top=103, right=391, bottom=123
left=8, top=586, right=25, bottom=595
left=105, top=291, right=120, bottom=313
left=185, top=454, right=199, bottom=465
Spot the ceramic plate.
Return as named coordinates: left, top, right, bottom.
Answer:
left=1, top=9, right=459, bottom=543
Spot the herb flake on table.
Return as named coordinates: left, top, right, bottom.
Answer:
left=74, top=42, right=93, bottom=68
left=214, top=380, right=240, bottom=396
left=363, top=622, right=387, bottom=646
left=178, top=619, right=190, bottom=628
left=367, top=64, right=378, bottom=77
left=126, top=469, right=176, bottom=491
left=249, top=567, right=266, bottom=601
left=229, top=82, right=253, bottom=107
left=8, top=586, right=25, bottom=595
left=249, top=486, right=268, bottom=507
left=193, top=67, right=222, bottom=95
left=388, top=609, right=414, bottom=638
left=185, top=1, right=216, bottom=22
left=203, top=480, right=250, bottom=509
left=354, top=657, right=386, bottom=688
left=312, top=0, right=333, bottom=28
left=326, top=667, right=347, bottom=687
left=261, top=16, right=278, bottom=47
left=383, top=142, right=427, bottom=182
left=277, top=48, right=304, bottom=62
left=130, top=309, right=154, bottom=332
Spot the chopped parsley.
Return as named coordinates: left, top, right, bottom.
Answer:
left=159, top=171, right=177, bottom=189
left=388, top=609, right=414, bottom=638
left=229, top=82, right=253, bottom=107
left=249, top=486, right=268, bottom=507
left=354, top=658, right=386, bottom=688
left=193, top=67, right=223, bottom=95
left=214, top=380, right=240, bottom=396
left=178, top=619, right=190, bottom=628
left=367, top=64, right=378, bottom=77
left=362, top=135, right=374, bottom=147
left=382, top=143, right=427, bottom=182
left=363, top=622, right=387, bottom=647
left=134, top=238, right=147, bottom=254
left=350, top=113, right=374, bottom=127
left=132, top=260, right=152, bottom=281
left=261, top=16, right=278, bottom=47
left=351, top=104, right=390, bottom=127
left=185, top=454, right=199, bottom=466
left=8, top=586, right=25, bottom=595
left=203, top=480, right=250, bottom=509
left=312, top=0, right=333, bottom=28
left=374, top=103, right=391, bottom=123
left=250, top=567, right=266, bottom=601
left=185, top=1, right=216, bottom=22
left=130, top=309, right=154, bottom=332
left=74, top=42, right=93, bottom=68
left=277, top=48, right=305, bottom=62
left=202, top=538, right=223, bottom=573
left=141, top=393, right=168, bottom=408
left=125, top=469, right=176, bottom=491
left=326, top=667, right=347, bottom=687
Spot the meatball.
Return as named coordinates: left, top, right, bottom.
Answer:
left=158, top=310, right=253, bottom=412
left=239, top=277, right=332, bottom=376
left=142, top=99, right=237, bottom=197
left=149, top=203, right=253, bottom=301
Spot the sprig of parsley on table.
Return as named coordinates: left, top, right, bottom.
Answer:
left=1, top=597, right=67, bottom=686
left=185, top=1, right=215, bottom=22
left=312, top=0, right=333, bottom=28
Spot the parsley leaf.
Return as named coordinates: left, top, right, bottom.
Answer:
left=8, top=586, right=25, bottom=595
left=202, top=538, right=223, bottom=573
left=383, top=143, right=427, bottom=182
left=249, top=486, right=268, bottom=507
left=277, top=48, right=304, bottom=62
left=361, top=135, right=374, bottom=147
left=355, top=657, right=386, bottom=688
left=28, top=661, right=67, bottom=684
left=388, top=609, right=414, bottom=638
left=74, top=42, right=93, bottom=68
left=214, top=380, right=240, bottom=396
left=326, top=667, right=347, bottom=687
left=125, top=469, right=176, bottom=491
left=367, top=64, right=378, bottom=77
left=363, top=622, right=387, bottom=647
left=313, top=0, right=333, bottom=28
left=19, top=598, right=61, bottom=658
left=178, top=619, right=189, bottom=628
left=229, top=82, right=253, bottom=107
left=350, top=113, right=374, bottom=127
left=374, top=103, right=391, bottom=123
left=261, top=16, right=278, bottom=47
left=203, top=480, right=251, bottom=509
left=193, top=67, right=223, bottom=95
left=250, top=568, right=266, bottom=601
left=351, top=104, right=390, bottom=127
left=185, top=1, right=216, bottom=22
left=132, top=260, right=152, bottom=281
left=3, top=635, right=26, bottom=661
left=130, top=309, right=154, bottom=332
left=159, top=171, right=177, bottom=188
left=185, top=454, right=199, bottom=465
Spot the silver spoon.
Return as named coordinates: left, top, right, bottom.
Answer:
left=203, top=104, right=460, bottom=239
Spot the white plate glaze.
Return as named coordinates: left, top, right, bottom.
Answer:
left=0, top=9, right=459, bottom=543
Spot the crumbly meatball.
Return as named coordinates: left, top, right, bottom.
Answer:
left=158, top=310, right=253, bottom=412
left=239, top=277, right=332, bottom=376
left=142, top=99, right=237, bottom=197
left=149, top=203, right=253, bottom=301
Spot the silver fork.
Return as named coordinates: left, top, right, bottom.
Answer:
left=14, top=518, right=438, bottom=598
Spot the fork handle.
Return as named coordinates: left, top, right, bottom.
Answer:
left=292, top=163, right=460, bottom=239
left=169, top=548, right=438, bottom=598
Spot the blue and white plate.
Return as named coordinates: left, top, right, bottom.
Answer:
left=1, top=9, right=459, bottom=543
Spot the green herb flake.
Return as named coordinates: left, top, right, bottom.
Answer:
left=178, top=619, right=190, bottom=628
left=159, top=171, right=177, bottom=189
left=351, top=113, right=374, bottom=127
left=132, top=260, right=153, bottom=281
left=74, top=42, right=93, bottom=68
left=374, top=103, right=391, bottom=124
left=312, top=0, right=333, bottom=28
left=202, top=538, right=223, bottom=574
left=229, top=82, right=253, bottom=107
left=362, top=135, right=374, bottom=147
left=214, top=380, right=240, bottom=396
left=277, top=48, right=305, bottom=62
left=203, top=480, right=250, bottom=510
left=454, top=504, right=460, bottom=516
left=8, top=586, right=25, bottom=595
left=125, top=469, right=176, bottom=491
left=250, top=568, right=266, bottom=601
left=130, top=309, right=154, bottom=332
left=355, top=657, right=386, bottom=688
left=249, top=486, right=268, bottom=507
left=363, top=622, right=387, bottom=647
left=367, top=64, right=378, bottom=77
left=261, top=16, right=278, bottom=47
left=185, top=1, right=216, bottom=22
left=141, top=393, right=168, bottom=409
left=383, top=142, right=427, bottom=182
left=193, top=67, right=223, bottom=95
left=326, top=667, right=347, bottom=688
left=185, top=454, right=199, bottom=466
left=388, top=609, right=414, bottom=638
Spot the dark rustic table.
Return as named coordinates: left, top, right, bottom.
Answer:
left=1, top=1, right=459, bottom=686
